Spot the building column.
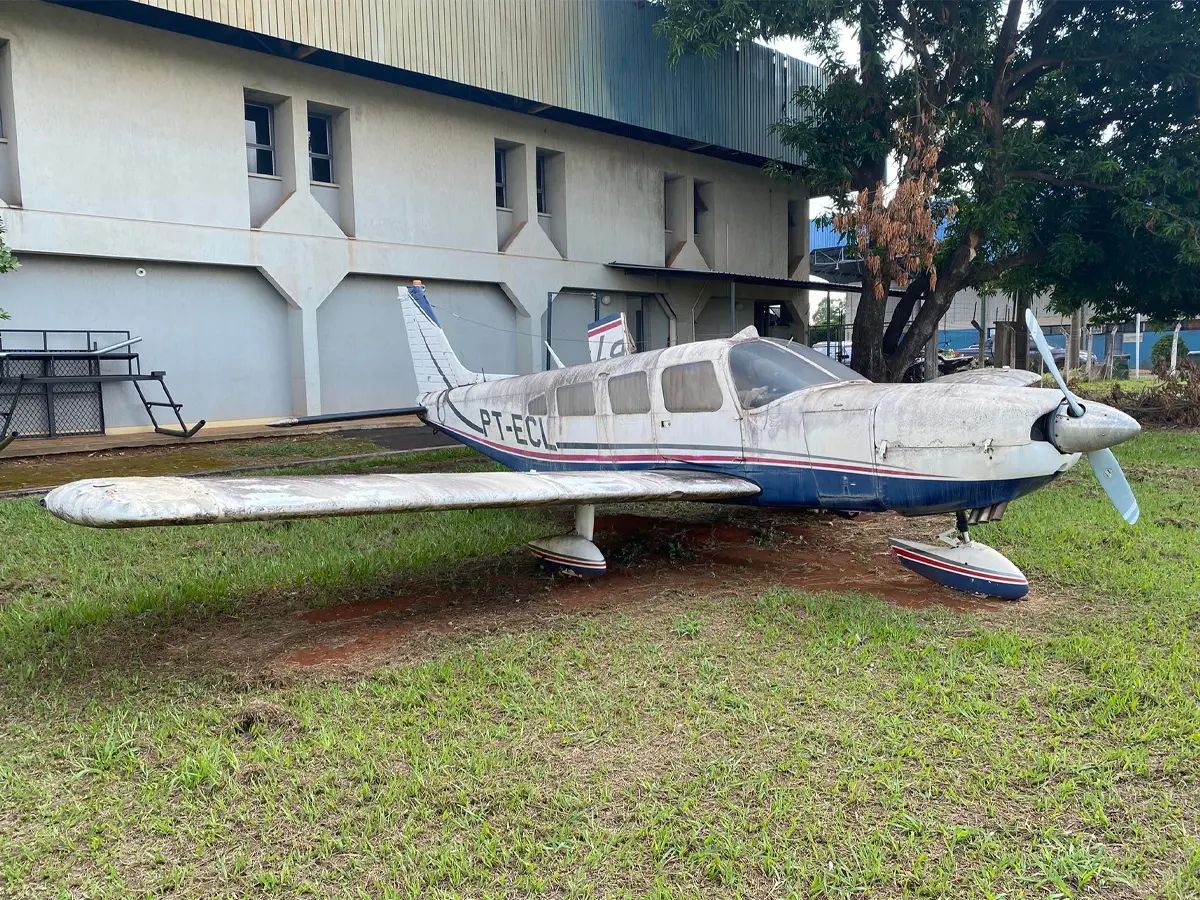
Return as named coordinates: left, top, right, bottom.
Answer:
left=287, top=305, right=321, bottom=416
left=258, top=238, right=350, bottom=416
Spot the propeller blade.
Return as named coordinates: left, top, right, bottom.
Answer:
left=1025, top=311, right=1139, bottom=524
left=1024, top=309, right=1083, bottom=417
left=1087, top=447, right=1140, bottom=525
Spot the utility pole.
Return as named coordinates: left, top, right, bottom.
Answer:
left=1067, top=308, right=1082, bottom=378
left=1014, top=290, right=1031, bottom=371
left=977, top=296, right=988, bottom=369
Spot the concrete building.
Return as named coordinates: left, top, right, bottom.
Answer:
left=0, top=0, right=820, bottom=435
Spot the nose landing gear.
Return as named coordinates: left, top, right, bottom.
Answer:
left=890, top=509, right=1029, bottom=600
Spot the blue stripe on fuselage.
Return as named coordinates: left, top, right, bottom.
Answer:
left=427, top=419, right=1062, bottom=515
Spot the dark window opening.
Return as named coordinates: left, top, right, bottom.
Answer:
left=693, top=182, right=707, bottom=235
left=535, top=152, right=548, bottom=214
left=495, top=148, right=508, bottom=209
left=245, top=102, right=275, bottom=176
left=308, top=114, right=334, bottom=184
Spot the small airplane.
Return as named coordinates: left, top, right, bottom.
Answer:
left=43, top=285, right=1141, bottom=600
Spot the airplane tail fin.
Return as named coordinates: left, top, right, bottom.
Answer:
left=400, top=282, right=490, bottom=395
left=587, top=312, right=636, bottom=362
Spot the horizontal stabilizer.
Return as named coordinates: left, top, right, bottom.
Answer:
left=43, top=470, right=760, bottom=528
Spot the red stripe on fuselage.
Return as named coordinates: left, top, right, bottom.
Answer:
left=433, top=420, right=954, bottom=481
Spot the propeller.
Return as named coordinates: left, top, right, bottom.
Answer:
left=1025, top=309, right=1139, bottom=525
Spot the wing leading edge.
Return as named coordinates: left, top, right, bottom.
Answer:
left=43, top=470, right=761, bottom=528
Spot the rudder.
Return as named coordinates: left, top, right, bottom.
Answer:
left=400, top=282, right=493, bottom=396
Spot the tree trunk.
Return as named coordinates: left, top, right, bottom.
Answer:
left=850, top=269, right=890, bottom=382
left=885, top=230, right=982, bottom=380
left=881, top=272, right=930, bottom=355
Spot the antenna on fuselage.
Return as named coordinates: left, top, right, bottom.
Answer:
left=545, top=342, right=566, bottom=369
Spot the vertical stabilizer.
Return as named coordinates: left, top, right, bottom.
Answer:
left=400, top=283, right=508, bottom=395
left=587, top=312, right=636, bottom=362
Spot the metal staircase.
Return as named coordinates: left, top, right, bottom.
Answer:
left=0, top=329, right=204, bottom=448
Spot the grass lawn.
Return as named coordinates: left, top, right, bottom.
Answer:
left=1, top=435, right=1198, bottom=897
left=0, top=435, right=394, bottom=494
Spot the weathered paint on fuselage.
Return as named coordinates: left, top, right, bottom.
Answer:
left=419, top=335, right=1079, bottom=516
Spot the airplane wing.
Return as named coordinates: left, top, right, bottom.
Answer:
left=43, top=470, right=760, bottom=528
left=933, top=369, right=1043, bottom=387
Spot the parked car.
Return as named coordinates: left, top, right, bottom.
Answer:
left=811, top=341, right=977, bottom=380
left=962, top=338, right=1095, bottom=368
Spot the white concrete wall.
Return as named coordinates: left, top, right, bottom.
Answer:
left=1, top=256, right=292, bottom=427
left=0, top=2, right=806, bottom=425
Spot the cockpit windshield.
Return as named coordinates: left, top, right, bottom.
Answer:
left=729, top=339, right=863, bottom=409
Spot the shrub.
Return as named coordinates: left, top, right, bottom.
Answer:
left=1150, top=333, right=1187, bottom=367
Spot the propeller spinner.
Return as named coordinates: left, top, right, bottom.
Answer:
left=1025, top=309, right=1140, bottom=524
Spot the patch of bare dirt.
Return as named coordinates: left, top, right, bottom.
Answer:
left=155, top=507, right=1052, bottom=679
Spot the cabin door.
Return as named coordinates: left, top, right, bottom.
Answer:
left=804, top=407, right=881, bottom=509
left=651, top=358, right=744, bottom=469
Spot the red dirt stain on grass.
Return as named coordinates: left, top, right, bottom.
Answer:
left=268, top=511, right=1003, bottom=672
left=279, top=624, right=412, bottom=667
left=300, top=596, right=416, bottom=623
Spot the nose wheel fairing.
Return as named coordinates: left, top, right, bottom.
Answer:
left=891, top=537, right=1029, bottom=600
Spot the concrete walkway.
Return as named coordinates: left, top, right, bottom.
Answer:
left=0, top=415, right=434, bottom=459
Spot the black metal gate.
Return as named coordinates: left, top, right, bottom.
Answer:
left=0, top=356, right=104, bottom=437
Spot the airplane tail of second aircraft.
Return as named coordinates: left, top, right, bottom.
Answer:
left=400, top=282, right=508, bottom=395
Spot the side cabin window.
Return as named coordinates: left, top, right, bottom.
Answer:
left=527, top=394, right=548, bottom=416
left=661, top=361, right=723, bottom=413
left=555, top=382, right=595, bottom=417
left=608, top=372, right=651, bottom=415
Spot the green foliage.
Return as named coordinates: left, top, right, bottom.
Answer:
left=656, top=1, right=1200, bottom=335
left=0, top=214, right=16, bottom=321
left=1151, top=333, right=1186, bottom=367
left=809, top=293, right=846, bottom=344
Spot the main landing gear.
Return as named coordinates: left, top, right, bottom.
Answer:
left=529, top=504, right=607, bottom=577
left=890, top=507, right=1030, bottom=600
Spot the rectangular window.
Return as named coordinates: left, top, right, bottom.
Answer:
left=527, top=394, right=548, bottom=416
left=308, top=113, right=334, bottom=184
left=0, top=41, right=7, bottom=140
left=245, top=102, right=275, bottom=176
left=608, top=372, right=651, bottom=415
left=495, top=147, right=508, bottom=209
left=662, top=361, right=723, bottom=413
left=535, top=152, right=548, bottom=214
left=555, top=382, right=595, bottom=417
left=693, top=181, right=707, bottom=235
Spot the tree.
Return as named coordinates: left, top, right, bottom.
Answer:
left=656, top=0, right=1200, bottom=381
left=1150, top=333, right=1186, bottom=369
left=0, top=214, right=16, bottom=320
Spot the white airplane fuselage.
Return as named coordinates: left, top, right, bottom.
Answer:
left=418, top=334, right=1087, bottom=517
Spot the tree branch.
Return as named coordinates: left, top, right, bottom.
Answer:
left=1007, top=171, right=1123, bottom=193
left=967, top=247, right=1048, bottom=284
left=881, top=0, right=936, bottom=75
left=1023, top=0, right=1062, bottom=59
left=993, top=0, right=1025, bottom=89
